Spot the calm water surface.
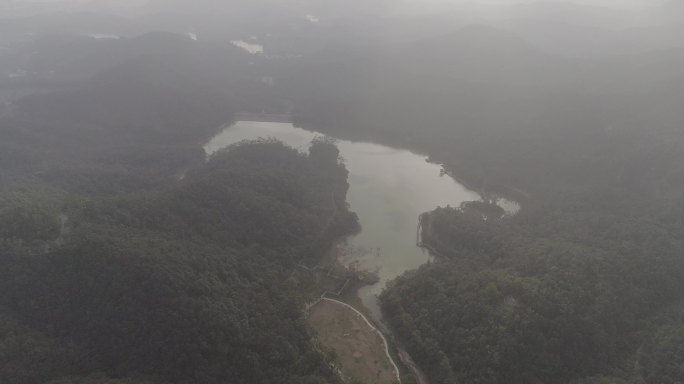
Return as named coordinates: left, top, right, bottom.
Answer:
left=205, top=121, right=481, bottom=321
left=231, top=40, right=264, bottom=54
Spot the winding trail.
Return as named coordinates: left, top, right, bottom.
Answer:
left=319, top=298, right=402, bottom=384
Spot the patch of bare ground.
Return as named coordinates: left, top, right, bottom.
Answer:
left=308, top=300, right=399, bottom=384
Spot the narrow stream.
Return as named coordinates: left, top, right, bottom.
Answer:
left=205, top=121, right=485, bottom=322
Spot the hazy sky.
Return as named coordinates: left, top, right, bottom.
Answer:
left=0, top=0, right=670, bottom=20
left=400, top=0, right=665, bottom=10
left=0, top=0, right=667, bottom=9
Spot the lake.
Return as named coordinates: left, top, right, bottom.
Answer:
left=205, top=121, right=482, bottom=322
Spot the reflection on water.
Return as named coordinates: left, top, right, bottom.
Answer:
left=231, top=40, right=264, bottom=55
left=496, top=198, right=521, bottom=216
left=87, top=33, right=121, bottom=39
left=206, top=121, right=481, bottom=321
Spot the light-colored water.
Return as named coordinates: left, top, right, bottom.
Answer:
left=87, top=33, right=121, bottom=39
left=205, top=121, right=481, bottom=321
left=231, top=40, right=264, bottom=55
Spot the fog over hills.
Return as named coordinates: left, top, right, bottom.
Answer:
left=1, top=1, right=683, bottom=384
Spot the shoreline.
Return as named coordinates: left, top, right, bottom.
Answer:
left=294, top=118, right=529, bottom=209
left=217, top=118, right=517, bottom=384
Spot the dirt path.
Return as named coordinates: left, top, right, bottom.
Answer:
left=309, top=298, right=401, bottom=384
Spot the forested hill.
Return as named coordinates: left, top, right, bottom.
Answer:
left=0, top=64, right=234, bottom=196
left=381, top=201, right=684, bottom=384
left=373, top=72, right=684, bottom=382
left=0, top=138, right=358, bottom=384
left=281, top=20, right=684, bottom=384
left=0, top=50, right=358, bottom=383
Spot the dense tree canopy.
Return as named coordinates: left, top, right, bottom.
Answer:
left=0, top=54, right=358, bottom=383
left=382, top=193, right=684, bottom=384
left=0, top=139, right=356, bottom=384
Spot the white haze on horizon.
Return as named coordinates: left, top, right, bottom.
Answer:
left=401, top=0, right=665, bottom=9
left=0, top=0, right=669, bottom=13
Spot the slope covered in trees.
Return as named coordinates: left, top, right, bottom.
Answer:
left=2, top=6, right=684, bottom=384
left=381, top=190, right=684, bottom=384
left=0, top=48, right=358, bottom=383
left=278, top=19, right=684, bottom=384
left=0, top=139, right=357, bottom=384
